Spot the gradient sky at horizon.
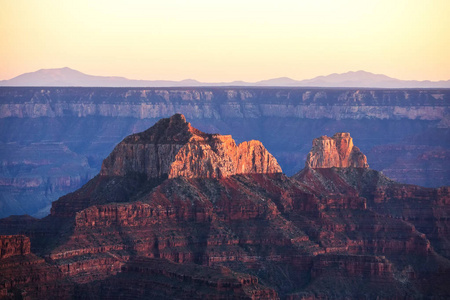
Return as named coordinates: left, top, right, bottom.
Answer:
left=1, top=0, right=449, bottom=82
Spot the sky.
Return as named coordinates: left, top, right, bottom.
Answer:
left=1, top=0, right=449, bottom=82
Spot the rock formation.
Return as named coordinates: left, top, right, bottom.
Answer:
left=0, top=235, right=71, bottom=299
left=295, top=134, right=450, bottom=261
left=1, top=87, right=448, bottom=120
left=1, top=86, right=449, bottom=218
left=306, top=132, right=369, bottom=168
left=0, top=235, right=30, bottom=259
left=1, top=117, right=450, bottom=299
left=100, top=113, right=281, bottom=179
left=76, top=257, right=279, bottom=300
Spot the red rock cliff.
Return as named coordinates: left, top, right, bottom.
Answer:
left=0, top=235, right=30, bottom=259
left=100, top=113, right=281, bottom=178
left=306, top=132, right=369, bottom=168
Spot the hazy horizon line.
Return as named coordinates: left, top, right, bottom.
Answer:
left=2, top=67, right=450, bottom=83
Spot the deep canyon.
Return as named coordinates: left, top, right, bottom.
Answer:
left=0, top=87, right=449, bottom=218
left=0, top=114, right=449, bottom=299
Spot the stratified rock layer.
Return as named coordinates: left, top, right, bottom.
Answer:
left=0, top=235, right=30, bottom=259
left=1, top=119, right=450, bottom=299
left=76, top=257, right=278, bottom=300
left=100, top=113, right=281, bottom=179
left=0, top=235, right=71, bottom=299
left=1, top=87, right=449, bottom=218
left=306, top=132, right=369, bottom=168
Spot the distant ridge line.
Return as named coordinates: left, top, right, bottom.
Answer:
left=1, top=67, right=449, bottom=88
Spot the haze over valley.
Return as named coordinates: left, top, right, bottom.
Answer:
left=1, top=1, right=450, bottom=299
left=1, top=86, right=449, bottom=218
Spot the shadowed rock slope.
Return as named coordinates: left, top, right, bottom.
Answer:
left=1, top=116, right=449, bottom=299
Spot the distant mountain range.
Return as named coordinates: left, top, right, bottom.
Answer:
left=1, top=67, right=449, bottom=88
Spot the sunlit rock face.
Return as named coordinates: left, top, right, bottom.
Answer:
left=100, top=113, right=282, bottom=179
left=306, top=132, right=369, bottom=168
left=1, top=114, right=450, bottom=299
left=0, top=87, right=449, bottom=218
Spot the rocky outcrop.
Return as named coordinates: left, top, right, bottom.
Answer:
left=42, top=171, right=446, bottom=298
left=0, top=235, right=30, bottom=259
left=1, top=87, right=449, bottom=218
left=76, top=257, right=279, bottom=300
left=100, top=113, right=281, bottom=179
left=0, top=235, right=71, bottom=299
left=1, top=118, right=450, bottom=299
left=306, top=133, right=369, bottom=168
left=294, top=166, right=450, bottom=258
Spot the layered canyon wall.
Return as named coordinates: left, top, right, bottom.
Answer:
left=0, top=87, right=448, bottom=120
left=0, top=87, right=449, bottom=218
left=1, top=118, right=450, bottom=299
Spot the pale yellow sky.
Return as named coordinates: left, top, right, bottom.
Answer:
left=1, top=0, right=449, bottom=82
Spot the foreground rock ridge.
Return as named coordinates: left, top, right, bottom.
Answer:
left=1, top=119, right=450, bottom=299
left=306, top=132, right=369, bottom=168
left=100, top=113, right=282, bottom=179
